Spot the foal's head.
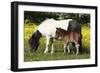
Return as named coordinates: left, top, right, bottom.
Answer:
left=55, top=28, right=62, bottom=39
left=55, top=28, right=69, bottom=40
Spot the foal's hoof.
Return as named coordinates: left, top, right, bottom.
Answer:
left=64, top=53, right=67, bottom=55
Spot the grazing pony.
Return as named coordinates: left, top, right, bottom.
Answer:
left=55, top=28, right=81, bottom=55
left=28, top=18, right=82, bottom=54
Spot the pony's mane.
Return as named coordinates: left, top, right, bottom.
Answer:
left=40, top=18, right=56, bottom=24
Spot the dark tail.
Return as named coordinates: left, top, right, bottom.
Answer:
left=78, top=33, right=83, bottom=53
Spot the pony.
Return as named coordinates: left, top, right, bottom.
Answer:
left=55, top=28, right=81, bottom=55
left=68, top=20, right=82, bottom=53
left=28, top=18, right=82, bottom=54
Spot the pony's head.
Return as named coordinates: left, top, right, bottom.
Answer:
left=28, top=30, right=42, bottom=52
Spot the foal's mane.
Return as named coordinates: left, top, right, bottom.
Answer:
left=57, top=28, right=69, bottom=34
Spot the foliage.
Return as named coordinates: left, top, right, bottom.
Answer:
left=24, top=11, right=90, bottom=24
left=24, top=23, right=37, bottom=48
left=82, top=24, right=90, bottom=49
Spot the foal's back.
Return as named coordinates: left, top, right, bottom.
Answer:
left=55, top=28, right=80, bottom=42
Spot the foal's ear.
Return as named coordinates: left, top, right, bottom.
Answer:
left=56, top=28, right=59, bottom=30
left=56, top=28, right=61, bottom=30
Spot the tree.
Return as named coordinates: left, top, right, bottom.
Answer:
left=24, top=11, right=90, bottom=25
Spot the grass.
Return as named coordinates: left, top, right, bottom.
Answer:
left=24, top=23, right=90, bottom=62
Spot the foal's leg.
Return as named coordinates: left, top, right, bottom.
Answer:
left=75, top=42, right=80, bottom=55
left=64, top=37, right=70, bottom=54
left=75, top=34, right=80, bottom=55
left=44, top=36, right=50, bottom=53
left=64, top=41, right=69, bottom=54
left=67, top=42, right=70, bottom=54
left=64, top=43, right=67, bottom=54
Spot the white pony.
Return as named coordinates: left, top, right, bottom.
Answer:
left=28, top=18, right=74, bottom=54
left=38, top=18, right=72, bottom=53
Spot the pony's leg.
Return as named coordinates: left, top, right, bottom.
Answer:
left=51, top=43, right=54, bottom=54
left=51, top=39, right=55, bottom=54
left=44, top=36, right=50, bottom=53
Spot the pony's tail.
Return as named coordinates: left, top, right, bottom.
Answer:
left=78, top=33, right=83, bottom=53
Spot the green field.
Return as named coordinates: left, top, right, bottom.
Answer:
left=24, top=23, right=90, bottom=62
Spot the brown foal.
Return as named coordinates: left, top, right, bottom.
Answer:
left=55, top=28, right=81, bottom=55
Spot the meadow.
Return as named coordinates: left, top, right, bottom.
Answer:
left=24, top=23, right=90, bottom=62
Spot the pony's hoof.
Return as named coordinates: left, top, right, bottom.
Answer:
left=44, top=51, right=48, bottom=54
left=67, top=52, right=70, bottom=54
left=51, top=51, right=54, bottom=54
